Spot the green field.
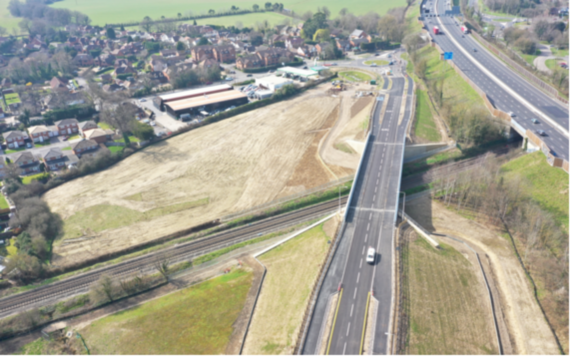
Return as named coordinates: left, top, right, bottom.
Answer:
left=413, top=88, right=441, bottom=142
left=0, top=0, right=22, bottom=34
left=545, top=59, right=558, bottom=71
left=45, top=0, right=407, bottom=29
left=551, top=48, right=569, bottom=58
left=186, top=12, right=298, bottom=28
left=4, top=93, right=21, bottom=105
left=0, top=194, right=8, bottom=210
left=403, top=236, right=498, bottom=354
left=501, top=152, right=569, bottom=232
left=338, top=70, right=372, bottom=82
left=22, top=269, right=251, bottom=354
left=406, top=5, right=422, bottom=34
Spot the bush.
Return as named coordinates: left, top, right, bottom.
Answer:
left=131, top=121, right=154, bottom=141
left=42, top=104, right=97, bottom=123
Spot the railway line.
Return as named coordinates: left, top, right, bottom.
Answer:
left=0, top=196, right=348, bottom=318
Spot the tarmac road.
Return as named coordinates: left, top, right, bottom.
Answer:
left=302, top=63, right=413, bottom=355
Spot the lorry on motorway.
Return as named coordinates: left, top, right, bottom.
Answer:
left=461, top=25, right=469, bottom=34
left=433, top=26, right=440, bottom=34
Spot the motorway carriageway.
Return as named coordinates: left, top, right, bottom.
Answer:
left=303, top=73, right=413, bottom=355
left=422, top=0, right=569, bottom=160
left=0, top=197, right=348, bottom=319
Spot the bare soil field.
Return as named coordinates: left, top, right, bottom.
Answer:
left=242, top=217, right=339, bottom=355
left=402, top=229, right=498, bottom=354
left=406, top=196, right=560, bottom=355
left=45, top=85, right=354, bottom=268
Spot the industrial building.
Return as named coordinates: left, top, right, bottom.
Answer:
left=255, top=76, right=294, bottom=91
left=164, top=90, right=248, bottom=117
left=153, top=84, right=233, bottom=111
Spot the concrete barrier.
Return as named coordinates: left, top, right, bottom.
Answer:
left=400, top=212, right=439, bottom=248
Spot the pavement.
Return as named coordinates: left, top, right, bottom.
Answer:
left=302, top=60, right=413, bottom=355
left=421, top=0, right=569, bottom=160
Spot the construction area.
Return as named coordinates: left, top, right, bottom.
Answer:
left=44, top=83, right=374, bottom=268
left=403, top=195, right=561, bottom=355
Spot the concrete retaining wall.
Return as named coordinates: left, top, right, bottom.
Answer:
left=403, top=142, right=453, bottom=162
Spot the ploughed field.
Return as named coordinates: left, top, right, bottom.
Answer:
left=44, top=85, right=351, bottom=268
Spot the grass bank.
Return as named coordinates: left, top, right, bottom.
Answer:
left=413, top=88, right=441, bottom=142
left=339, top=71, right=373, bottom=82
left=243, top=219, right=337, bottom=354
left=402, top=235, right=498, bottom=354
left=80, top=269, right=252, bottom=354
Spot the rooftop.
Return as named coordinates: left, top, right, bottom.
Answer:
left=158, top=84, right=232, bottom=102
left=276, top=66, right=318, bottom=77
left=165, top=90, right=247, bottom=112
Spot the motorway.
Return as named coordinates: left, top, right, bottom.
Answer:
left=303, top=67, right=413, bottom=354
left=422, top=0, right=569, bottom=160
left=0, top=197, right=348, bottom=319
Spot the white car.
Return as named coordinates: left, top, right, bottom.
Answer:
left=150, top=121, right=156, bottom=126
left=370, top=63, right=377, bottom=67
left=366, top=247, right=376, bottom=264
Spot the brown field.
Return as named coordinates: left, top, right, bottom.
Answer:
left=45, top=85, right=358, bottom=268
left=406, top=196, right=560, bottom=354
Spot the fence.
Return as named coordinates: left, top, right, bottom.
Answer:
left=221, top=175, right=354, bottom=222
left=470, top=31, right=568, bottom=105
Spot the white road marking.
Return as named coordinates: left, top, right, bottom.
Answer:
left=360, top=258, right=363, bottom=268
left=362, top=246, right=365, bottom=255
left=365, top=234, right=368, bottom=242
left=367, top=223, right=370, bottom=231
left=357, top=272, right=360, bottom=283
left=347, top=322, right=351, bottom=336
left=350, top=304, right=354, bottom=317
left=343, top=343, right=347, bottom=355
left=353, top=288, right=358, bottom=299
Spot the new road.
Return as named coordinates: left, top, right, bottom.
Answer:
left=422, top=0, right=569, bottom=160
left=303, top=68, right=413, bottom=355
left=0, top=197, right=348, bottom=319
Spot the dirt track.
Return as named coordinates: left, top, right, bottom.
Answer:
left=45, top=85, right=361, bottom=268
left=407, top=196, right=560, bottom=355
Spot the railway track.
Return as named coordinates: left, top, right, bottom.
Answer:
left=0, top=197, right=348, bottom=318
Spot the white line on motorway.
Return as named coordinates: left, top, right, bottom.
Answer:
left=343, top=343, right=347, bottom=355
left=357, top=272, right=360, bottom=283
left=351, top=304, right=354, bottom=317
left=362, top=246, right=365, bottom=255
left=367, top=223, right=370, bottom=231
left=360, top=258, right=363, bottom=269
left=353, top=288, right=358, bottom=300
left=365, top=234, right=368, bottom=242
left=347, top=322, right=351, bottom=336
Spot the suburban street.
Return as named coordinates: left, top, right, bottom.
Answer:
left=422, top=0, right=569, bottom=160
left=302, top=62, right=413, bottom=354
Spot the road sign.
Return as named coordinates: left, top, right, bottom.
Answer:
left=443, top=52, right=453, bottom=60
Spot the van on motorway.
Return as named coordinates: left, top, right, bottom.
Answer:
left=366, top=247, right=376, bottom=264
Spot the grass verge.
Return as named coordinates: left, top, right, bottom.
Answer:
left=243, top=221, right=336, bottom=354
left=363, top=60, right=389, bottom=66
left=339, top=71, right=372, bottom=82
left=80, top=269, right=252, bottom=354
left=413, top=88, right=441, bottom=142
left=402, top=235, right=498, bottom=354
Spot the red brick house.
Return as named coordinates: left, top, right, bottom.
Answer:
left=191, top=45, right=215, bottom=62
left=55, top=119, right=79, bottom=136
left=13, top=151, right=40, bottom=175
left=84, top=128, right=113, bottom=143
left=256, top=48, right=293, bottom=67
left=71, top=139, right=99, bottom=156
left=28, top=125, right=53, bottom=143
left=78, top=121, right=99, bottom=137
left=235, top=54, right=262, bottom=69
left=42, top=148, right=68, bottom=171
left=212, top=45, right=236, bottom=63
left=4, top=130, right=28, bottom=148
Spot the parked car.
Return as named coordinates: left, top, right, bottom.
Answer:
left=246, top=74, right=253, bottom=77
left=225, top=76, right=233, bottom=81
left=150, top=121, right=156, bottom=126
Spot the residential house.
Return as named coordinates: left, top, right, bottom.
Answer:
left=149, top=71, right=169, bottom=84
left=114, top=58, right=130, bottom=68
left=113, top=66, right=136, bottom=77
left=212, top=45, right=236, bottom=63
left=256, top=48, right=293, bottom=67
left=4, top=130, right=28, bottom=148
left=71, top=139, right=99, bottom=157
left=78, top=120, right=98, bottom=137
left=102, top=83, right=124, bottom=92
left=285, top=37, right=304, bottom=49
left=160, top=49, right=177, bottom=57
left=74, top=53, right=95, bottom=66
left=12, top=152, right=40, bottom=175
left=336, top=39, right=351, bottom=53
left=198, top=58, right=219, bottom=69
left=100, top=74, right=113, bottom=84
left=349, top=29, right=372, bottom=42
left=191, top=45, right=215, bottom=62
left=349, top=37, right=370, bottom=48
left=316, top=42, right=332, bottom=56
left=0, top=157, right=7, bottom=179
left=235, top=54, right=262, bottom=69
left=28, top=125, right=54, bottom=143
left=42, top=148, right=68, bottom=171
left=97, top=53, right=116, bottom=67
left=84, top=128, right=113, bottom=143
left=54, top=118, right=79, bottom=136
left=50, top=77, right=68, bottom=91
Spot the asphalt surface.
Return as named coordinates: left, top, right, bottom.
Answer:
left=302, top=68, right=413, bottom=355
left=421, top=0, right=569, bottom=160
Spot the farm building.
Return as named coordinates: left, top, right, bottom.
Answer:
left=276, top=66, right=319, bottom=78
left=164, top=90, right=248, bottom=117
left=255, top=76, right=294, bottom=91
left=153, top=84, right=233, bottom=111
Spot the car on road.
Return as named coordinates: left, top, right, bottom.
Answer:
left=331, top=63, right=338, bottom=66
left=473, top=48, right=477, bottom=52
left=531, top=118, right=539, bottom=124
left=388, top=54, right=392, bottom=58
left=389, top=61, right=393, bottom=65
left=366, top=247, right=376, bottom=264
left=536, top=130, right=547, bottom=136
left=303, top=66, right=308, bottom=69
left=225, top=76, right=233, bottom=81
left=508, top=111, right=515, bottom=117
left=247, top=74, right=253, bottom=77
left=370, top=63, right=377, bottom=67
left=140, top=98, right=146, bottom=102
